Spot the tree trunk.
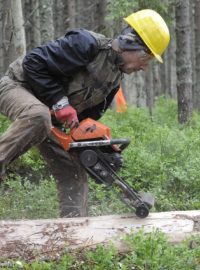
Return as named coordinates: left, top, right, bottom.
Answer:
left=175, top=0, right=193, bottom=123
left=39, top=0, right=54, bottom=43
left=152, top=62, right=162, bottom=98
left=167, top=12, right=177, bottom=99
left=53, top=0, right=65, bottom=38
left=0, top=210, right=200, bottom=260
left=23, top=0, right=41, bottom=50
left=11, top=0, right=26, bottom=56
left=194, top=0, right=200, bottom=109
left=30, top=0, right=41, bottom=48
left=169, top=37, right=177, bottom=99
left=145, top=66, right=154, bottom=116
left=23, top=0, right=31, bottom=51
left=160, top=51, right=168, bottom=97
left=1, top=0, right=26, bottom=72
left=2, top=0, right=16, bottom=72
left=0, top=0, right=4, bottom=76
left=122, top=72, right=147, bottom=108
left=67, top=0, right=76, bottom=29
left=95, top=0, right=106, bottom=32
left=74, top=0, right=106, bottom=32
left=76, top=0, right=95, bottom=30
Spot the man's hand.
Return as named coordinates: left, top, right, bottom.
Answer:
left=52, top=97, right=79, bottom=129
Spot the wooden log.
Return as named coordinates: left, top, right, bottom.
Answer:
left=0, top=210, right=200, bottom=260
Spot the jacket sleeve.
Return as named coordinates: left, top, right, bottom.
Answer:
left=23, top=30, right=99, bottom=107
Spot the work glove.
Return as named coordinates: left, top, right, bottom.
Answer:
left=52, top=97, right=79, bottom=129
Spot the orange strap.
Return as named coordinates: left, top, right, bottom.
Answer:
left=115, top=86, right=127, bottom=112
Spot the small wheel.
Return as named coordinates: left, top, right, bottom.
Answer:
left=135, top=204, right=149, bottom=218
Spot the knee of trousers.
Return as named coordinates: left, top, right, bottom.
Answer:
left=23, top=105, right=52, bottom=136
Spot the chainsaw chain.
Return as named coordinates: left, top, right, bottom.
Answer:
left=79, top=148, right=152, bottom=218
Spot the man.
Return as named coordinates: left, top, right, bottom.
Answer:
left=0, top=9, right=170, bottom=217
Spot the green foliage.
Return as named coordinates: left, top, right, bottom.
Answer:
left=3, top=254, right=76, bottom=270
left=19, top=148, right=46, bottom=172
left=122, top=229, right=200, bottom=270
left=1, top=231, right=200, bottom=269
left=107, top=0, right=176, bottom=25
left=84, top=244, right=119, bottom=270
left=107, top=0, right=138, bottom=21
left=88, top=181, right=131, bottom=216
left=0, top=176, right=59, bottom=219
left=0, top=114, right=10, bottom=133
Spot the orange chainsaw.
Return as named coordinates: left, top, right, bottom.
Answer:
left=51, top=118, right=154, bottom=218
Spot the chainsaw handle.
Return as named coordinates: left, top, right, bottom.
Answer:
left=110, top=138, right=130, bottom=150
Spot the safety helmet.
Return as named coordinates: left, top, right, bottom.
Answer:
left=124, top=9, right=170, bottom=63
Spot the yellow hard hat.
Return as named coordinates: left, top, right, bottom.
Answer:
left=124, top=9, right=170, bottom=63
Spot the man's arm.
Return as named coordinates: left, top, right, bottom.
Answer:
left=23, top=29, right=99, bottom=107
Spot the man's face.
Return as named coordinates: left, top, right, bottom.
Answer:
left=119, top=50, right=154, bottom=74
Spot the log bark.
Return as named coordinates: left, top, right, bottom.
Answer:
left=0, top=210, right=200, bottom=260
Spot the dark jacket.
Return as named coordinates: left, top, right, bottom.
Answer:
left=23, top=29, right=120, bottom=121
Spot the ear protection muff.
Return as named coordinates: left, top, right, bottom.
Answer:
left=117, top=33, right=148, bottom=51
left=117, top=26, right=151, bottom=53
